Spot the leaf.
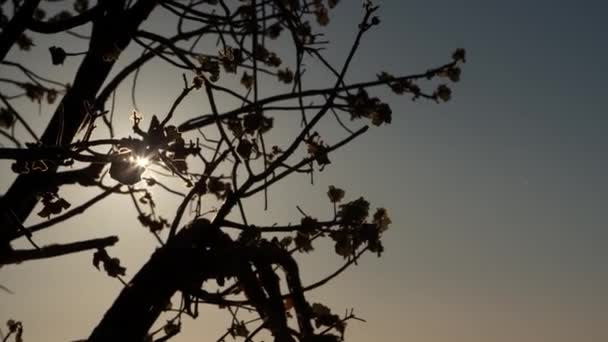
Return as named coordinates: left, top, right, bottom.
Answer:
left=241, top=71, right=253, bottom=89
left=369, top=103, right=392, bottom=126
left=92, top=248, right=126, bottom=278
left=372, top=208, right=391, bottom=232
left=46, top=89, right=58, bottom=104
left=311, top=303, right=342, bottom=332
left=230, top=321, right=249, bottom=338
left=266, top=23, right=283, bottom=39
left=447, top=66, right=461, bottom=82
left=327, top=186, right=345, bottom=203
left=74, top=0, right=89, bottom=14
left=156, top=124, right=173, bottom=142
left=236, top=139, right=253, bottom=159
left=333, top=232, right=354, bottom=257
left=279, top=236, right=293, bottom=248
left=346, top=89, right=392, bottom=125
left=243, top=112, right=273, bottom=135
left=16, top=34, right=33, bottom=51
left=192, top=74, right=203, bottom=89
left=315, top=5, right=329, bottom=26
left=22, top=83, right=45, bottom=103
left=368, top=239, right=384, bottom=257
left=452, top=48, right=466, bottom=63
left=226, top=118, right=243, bottom=137
left=49, top=46, right=66, bottom=65
left=92, top=249, right=104, bottom=270
left=207, top=177, right=230, bottom=199
left=243, top=113, right=261, bottom=133
left=377, top=71, right=394, bottom=83
left=265, top=52, right=282, bottom=67
left=294, top=232, right=314, bottom=252
left=237, top=225, right=261, bottom=245
left=338, top=197, right=369, bottom=226
left=11, top=161, right=30, bottom=174
left=138, top=214, right=168, bottom=233
left=277, top=68, right=294, bottom=84
left=311, top=303, right=331, bottom=317
left=435, top=84, right=451, bottom=102
left=6, top=319, right=17, bottom=333
left=220, top=46, right=242, bottom=73
left=37, top=194, right=71, bottom=218
left=197, top=55, right=220, bottom=81
left=306, top=140, right=331, bottom=167
left=0, top=107, right=15, bottom=129
left=104, top=257, right=126, bottom=277
left=163, top=321, right=180, bottom=336
left=300, top=216, right=320, bottom=234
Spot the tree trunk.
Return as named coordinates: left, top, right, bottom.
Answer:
left=0, top=0, right=42, bottom=60
left=0, top=0, right=158, bottom=248
left=89, top=220, right=231, bottom=341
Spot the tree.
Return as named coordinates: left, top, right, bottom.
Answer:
left=0, top=0, right=465, bottom=341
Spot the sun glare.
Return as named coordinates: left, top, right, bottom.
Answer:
left=130, top=156, right=150, bottom=168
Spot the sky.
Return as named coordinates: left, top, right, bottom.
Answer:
left=1, top=0, right=607, bottom=341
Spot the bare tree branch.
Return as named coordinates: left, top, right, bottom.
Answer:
left=1, top=236, right=119, bottom=265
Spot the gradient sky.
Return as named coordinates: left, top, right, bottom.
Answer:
left=1, top=1, right=607, bottom=341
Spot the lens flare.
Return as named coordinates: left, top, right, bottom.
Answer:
left=129, top=156, right=150, bottom=168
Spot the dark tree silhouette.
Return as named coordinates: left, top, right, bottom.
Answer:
left=0, top=0, right=465, bottom=341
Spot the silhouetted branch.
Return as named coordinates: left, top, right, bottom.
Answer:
left=0, top=0, right=42, bottom=61
left=135, top=30, right=197, bottom=69
left=28, top=4, right=103, bottom=33
left=243, top=126, right=368, bottom=197
left=0, top=0, right=463, bottom=339
left=178, top=64, right=443, bottom=132
left=0, top=0, right=160, bottom=247
left=95, top=25, right=215, bottom=108
left=167, top=149, right=230, bottom=240
left=21, top=184, right=121, bottom=238
left=160, top=75, right=195, bottom=126
left=2, top=60, right=67, bottom=87
left=222, top=219, right=337, bottom=233
left=0, top=92, right=39, bottom=141
left=0, top=146, right=112, bottom=163
left=0, top=129, right=21, bottom=147
left=50, top=163, right=105, bottom=187
left=1, top=236, right=118, bottom=265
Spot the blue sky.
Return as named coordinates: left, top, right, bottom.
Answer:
left=1, top=1, right=607, bottom=341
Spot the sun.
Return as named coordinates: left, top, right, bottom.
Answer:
left=129, top=155, right=150, bottom=168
